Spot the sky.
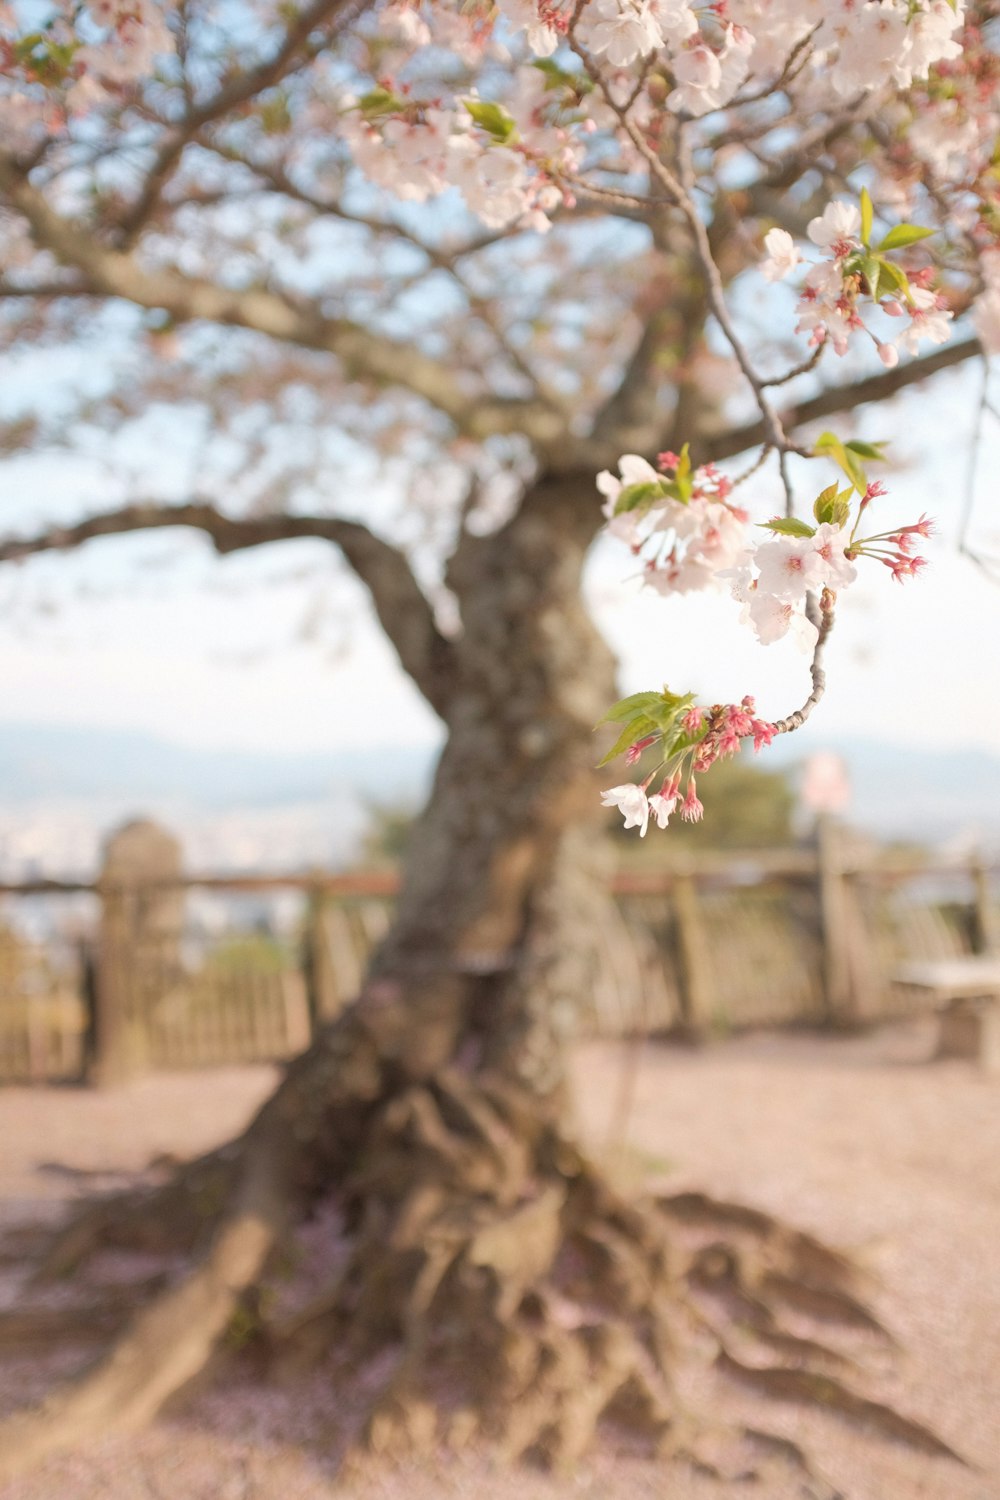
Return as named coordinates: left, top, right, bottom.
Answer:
left=0, top=353, right=998, bottom=762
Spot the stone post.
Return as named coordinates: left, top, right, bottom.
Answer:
left=90, top=819, right=184, bottom=1085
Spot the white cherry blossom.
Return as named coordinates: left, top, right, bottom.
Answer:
left=496, top=0, right=560, bottom=57
left=648, top=792, right=678, bottom=829
left=450, top=142, right=531, bottom=229
left=760, top=228, right=800, bottom=282
left=580, top=0, right=664, bottom=68
left=895, top=285, right=953, bottom=356
left=601, top=783, right=651, bottom=835
left=807, top=201, right=861, bottom=251
left=747, top=593, right=820, bottom=650
left=649, top=0, right=698, bottom=41
left=810, top=524, right=858, bottom=591
left=668, top=28, right=753, bottom=115
left=754, top=535, right=827, bottom=601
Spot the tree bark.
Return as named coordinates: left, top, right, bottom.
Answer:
left=358, top=470, right=617, bottom=1098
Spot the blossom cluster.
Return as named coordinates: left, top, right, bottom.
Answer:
left=600, top=431, right=933, bottom=653
left=327, top=1, right=972, bottom=234
left=0, top=0, right=174, bottom=145
left=597, top=430, right=936, bottom=832
left=761, top=199, right=952, bottom=364
left=504, top=0, right=965, bottom=117
left=601, top=696, right=777, bottom=835
left=597, top=449, right=749, bottom=596
left=340, top=63, right=587, bottom=233
left=728, top=523, right=854, bottom=650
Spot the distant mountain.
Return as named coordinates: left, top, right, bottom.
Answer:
left=0, top=722, right=437, bottom=808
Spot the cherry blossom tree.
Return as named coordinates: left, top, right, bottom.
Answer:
left=0, top=0, right=995, bottom=1479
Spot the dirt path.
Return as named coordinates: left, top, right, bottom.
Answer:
left=0, top=1019, right=997, bottom=1499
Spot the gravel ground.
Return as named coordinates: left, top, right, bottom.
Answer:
left=0, top=1018, right=997, bottom=1500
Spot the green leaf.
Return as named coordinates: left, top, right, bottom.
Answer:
left=673, top=442, right=693, bottom=503
left=613, top=480, right=668, bottom=515
left=813, top=483, right=852, bottom=528
left=878, top=223, right=936, bottom=252
left=813, top=431, right=867, bottom=495
left=859, top=255, right=880, bottom=304
left=813, top=482, right=838, bottom=520
left=463, top=99, right=518, bottom=144
left=860, top=187, right=874, bottom=247
left=659, top=480, right=691, bottom=505
left=596, top=715, right=659, bottom=768
left=595, top=692, right=665, bottom=727
left=650, top=691, right=695, bottom=733
left=875, top=258, right=910, bottom=296
left=844, top=439, right=888, bottom=461
left=655, top=688, right=695, bottom=713
left=533, top=58, right=593, bottom=94
left=359, top=85, right=405, bottom=118
left=759, top=516, right=816, bottom=537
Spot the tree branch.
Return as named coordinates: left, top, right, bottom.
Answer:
left=702, top=335, right=982, bottom=465
left=0, top=155, right=566, bottom=451
left=0, top=502, right=457, bottom=717
left=115, top=0, right=367, bottom=247
left=772, top=593, right=833, bottom=735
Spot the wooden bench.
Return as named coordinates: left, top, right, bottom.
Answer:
left=893, top=958, right=1000, bottom=1072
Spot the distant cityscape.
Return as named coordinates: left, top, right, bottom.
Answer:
left=0, top=721, right=997, bottom=883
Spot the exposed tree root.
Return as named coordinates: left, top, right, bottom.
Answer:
left=24, top=1145, right=243, bottom=1287
left=0, top=1304, right=126, bottom=1350
left=0, top=1050, right=967, bottom=1491
left=718, top=1352, right=966, bottom=1463
left=0, top=1134, right=289, bottom=1479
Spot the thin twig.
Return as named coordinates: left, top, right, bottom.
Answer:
left=572, top=54, right=800, bottom=515
left=772, top=593, right=835, bottom=735
left=730, top=444, right=773, bottom=488
left=955, top=356, right=1000, bottom=587
left=762, top=343, right=824, bottom=389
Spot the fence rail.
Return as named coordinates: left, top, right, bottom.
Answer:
left=0, top=818, right=996, bottom=1084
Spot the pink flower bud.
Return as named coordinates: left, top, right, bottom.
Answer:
left=680, top=782, right=704, bottom=823
left=876, top=341, right=899, bottom=368
left=624, top=732, right=659, bottom=766
left=751, top=719, right=776, bottom=752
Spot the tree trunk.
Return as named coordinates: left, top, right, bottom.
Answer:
left=360, top=470, right=618, bottom=1099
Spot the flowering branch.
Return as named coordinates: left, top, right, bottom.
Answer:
left=597, top=435, right=932, bottom=833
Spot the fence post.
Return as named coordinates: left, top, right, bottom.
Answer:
left=972, top=854, right=999, bottom=955
left=89, top=819, right=184, bottom=1085
left=817, top=814, right=854, bottom=1024
left=673, top=873, right=712, bottom=1037
left=304, top=886, right=342, bottom=1030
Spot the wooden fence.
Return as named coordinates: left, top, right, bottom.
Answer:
left=0, top=820, right=996, bottom=1084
